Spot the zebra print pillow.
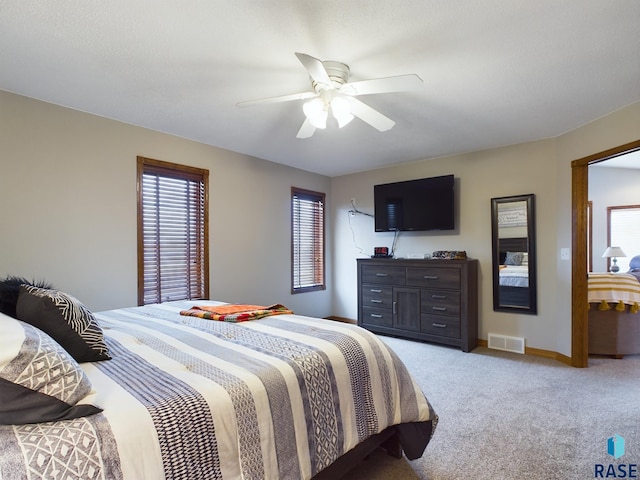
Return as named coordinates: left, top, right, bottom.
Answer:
left=16, top=285, right=111, bottom=363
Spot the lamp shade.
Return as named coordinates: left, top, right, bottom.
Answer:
left=330, top=96, right=354, bottom=128
left=602, top=246, right=626, bottom=258
left=303, top=94, right=355, bottom=130
left=303, top=98, right=328, bottom=129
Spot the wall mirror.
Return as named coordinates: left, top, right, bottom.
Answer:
left=491, top=194, right=537, bottom=314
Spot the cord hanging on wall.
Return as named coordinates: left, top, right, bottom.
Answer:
left=348, top=198, right=373, bottom=218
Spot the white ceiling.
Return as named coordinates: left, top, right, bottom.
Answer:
left=1, top=1, right=639, bottom=177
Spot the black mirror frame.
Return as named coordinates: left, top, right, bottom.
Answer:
left=491, top=194, right=537, bottom=314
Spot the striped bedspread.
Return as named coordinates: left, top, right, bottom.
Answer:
left=499, top=265, right=529, bottom=287
left=0, top=300, right=437, bottom=480
left=588, top=273, right=640, bottom=309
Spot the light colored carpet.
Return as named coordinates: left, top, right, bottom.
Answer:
left=344, top=337, right=640, bottom=479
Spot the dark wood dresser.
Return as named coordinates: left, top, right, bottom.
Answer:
left=357, top=257, right=478, bottom=352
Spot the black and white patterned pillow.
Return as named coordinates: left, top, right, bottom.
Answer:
left=0, top=275, right=53, bottom=319
left=16, top=285, right=111, bottom=362
left=0, top=313, right=102, bottom=424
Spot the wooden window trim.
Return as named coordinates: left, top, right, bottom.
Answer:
left=137, top=156, right=209, bottom=305
left=291, top=187, right=326, bottom=294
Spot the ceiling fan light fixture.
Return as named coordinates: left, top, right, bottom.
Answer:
left=335, top=112, right=354, bottom=128
left=330, top=96, right=354, bottom=128
left=303, top=98, right=328, bottom=129
left=237, top=52, right=421, bottom=138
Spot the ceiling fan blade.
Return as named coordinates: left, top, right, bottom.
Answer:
left=296, top=117, right=316, bottom=138
left=341, top=74, right=423, bottom=96
left=349, top=97, right=395, bottom=132
left=295, top=52, right=332, bottom=88
left=236, top=91, right=316, bottom=107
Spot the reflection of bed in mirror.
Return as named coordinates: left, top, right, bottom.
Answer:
left=588, top=272, right=640, bottom=358
left=498, top=237, right=529, bottom=308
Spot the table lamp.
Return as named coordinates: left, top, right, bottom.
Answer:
left=602, top=246, right=626, bottom=273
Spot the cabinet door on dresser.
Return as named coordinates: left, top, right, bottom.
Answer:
left=392, top=287, right=421, bottom=332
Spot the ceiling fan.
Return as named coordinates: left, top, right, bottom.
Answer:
left=236, top=52, right=423, bottom=139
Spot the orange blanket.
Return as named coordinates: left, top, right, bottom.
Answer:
left=180, top=304, right=293, bottom=322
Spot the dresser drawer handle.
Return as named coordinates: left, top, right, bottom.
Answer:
left=370, top=299, right=382, bottom=303
left=370, top=313, right=383, bottom=318
left=376, top=273, right=389, bottom=277
left=432, top=322, right=447, bottom=328
left=423, top=275, right=439, bottom=279
left=431, top=294, right=447, bottom=299
left=370, top=289, right=382, bottom=293
left=432, top=306, right=447, bottom=311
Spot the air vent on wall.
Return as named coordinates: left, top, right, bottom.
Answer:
left=488, top=333, right=525, bottom=354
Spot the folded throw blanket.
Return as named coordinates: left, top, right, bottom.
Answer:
left=180, top=304, right=293, bottom=322
left=588, top=273, right=640, bottom=314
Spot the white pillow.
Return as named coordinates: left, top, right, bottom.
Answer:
left=0, top=312, right=102, bottom=425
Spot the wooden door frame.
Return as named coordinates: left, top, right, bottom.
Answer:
left=571, top=139, right=640, bottom=367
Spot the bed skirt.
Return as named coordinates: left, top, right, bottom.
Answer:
left=588, top=302, right=640, bottom=357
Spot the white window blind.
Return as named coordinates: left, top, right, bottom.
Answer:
left=138, top=157, right=209, bottom=305
left=292, top=188, right=325, bottom=293
left=609, top=206, right=640, bottom=273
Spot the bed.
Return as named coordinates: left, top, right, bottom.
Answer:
left=497, top=237, right=529, bottom=307
left=587, top=272, right=640, bottom=358
left=499, top=265, right=529, bottom=287
left=0, top=286, right=437, bottom=480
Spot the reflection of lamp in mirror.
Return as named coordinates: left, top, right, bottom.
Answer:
left=602, top=246, right=626, bottom=273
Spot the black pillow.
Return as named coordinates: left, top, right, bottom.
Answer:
left=0, top=314, right=102, bottom=425
left=0, top=276, right=53, bottom=319
left=16, top=285, right=111, bottom=363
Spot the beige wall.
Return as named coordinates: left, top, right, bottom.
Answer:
left=0, top=91, right=333, bottom=316
left=2, top=88, right=638, bottom=358
left=330, top=101, right=640, bottom=357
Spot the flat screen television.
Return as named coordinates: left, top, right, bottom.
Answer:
left=374, top=174, right=455, bottom=232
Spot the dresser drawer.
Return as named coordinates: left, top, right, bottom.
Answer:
left=361, top=265, right=406, bottom=285
left=361, top=285, right=394, bottom=308
left=361, top=306, right=393, bottom=327
left=421, top=289, right=460, bottom=317
left=421, top=314, right=461, bottom=338
left=407, top=267, right=460, bottom=289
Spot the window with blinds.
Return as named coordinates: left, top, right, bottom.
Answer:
left=291, top=187, right=325, bottom=293
left=608, top=205, right=640, bottom=272
left=137, top=157, right=209, bottom=305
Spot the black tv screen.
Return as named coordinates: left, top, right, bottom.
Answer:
left=374, top=174, right=455, bottom=232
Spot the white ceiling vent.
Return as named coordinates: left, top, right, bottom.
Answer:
left=488, top=333, right=525, bottom=355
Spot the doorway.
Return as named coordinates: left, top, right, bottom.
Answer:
left=571, top=139, right=640, bottom=367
